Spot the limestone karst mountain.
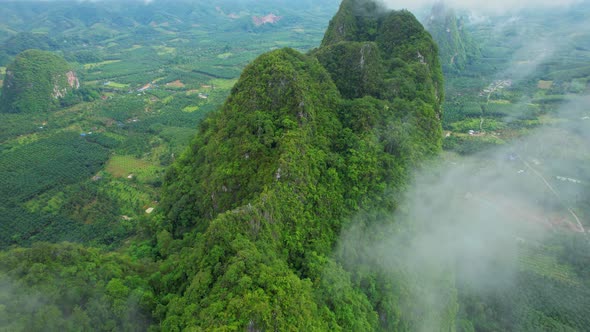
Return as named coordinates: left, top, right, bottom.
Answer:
left=1, top=49, right=79, bottom=113
left=156, top=0, right=449, bottom=330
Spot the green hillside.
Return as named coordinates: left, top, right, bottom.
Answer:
left=1, top=49, right=78, bottom=113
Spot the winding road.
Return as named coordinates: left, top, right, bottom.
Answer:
left=517, top=155, right=586, bottom=234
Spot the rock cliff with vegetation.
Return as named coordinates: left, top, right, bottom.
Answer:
left=425, top=2, right=480, bottom=72
left=154, top=0, right=449, bottom=330
left=1, top=49, right=79, bottom=113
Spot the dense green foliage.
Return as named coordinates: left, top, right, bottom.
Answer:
left=0, top=132, right=115, bottom=247
left=0, top=242, right=154, bottom=331
left=156, top=1, right=445, bottom=329
left=315, top=1, right=445, bottom=162
left=0, top=32, right=59, bottom=66
left=157, top=48, right=382, bottom=330
left=1, top=32, right=58, bottom=56
left=315, top=41, right=384, bottom=99
left=1, top=50, right=76, bottom=113
left=318, top=1, right=444, bottom=111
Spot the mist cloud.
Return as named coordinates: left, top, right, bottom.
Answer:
left=382, top=0, right=586, bottom=14
left=336, top=91, right=590, bottom=329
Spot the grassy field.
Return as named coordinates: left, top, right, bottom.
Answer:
left=104, top=81, right=129, bottom=89
left=210, top=78, right=238, bottom=90
left=182, top=105, right=200, bottom=112
left=153, top=45, right=176, bottom=56
left=106, top=155, right=161, bottom=179
left=217, top=52, right=233, bottom=59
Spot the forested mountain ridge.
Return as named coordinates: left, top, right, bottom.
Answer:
left=155, top=0, right=446, bottom=330
left=1, top=49, right=79, bottom=113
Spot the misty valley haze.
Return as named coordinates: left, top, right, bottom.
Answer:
left=339, top=94, right=590, bottom=330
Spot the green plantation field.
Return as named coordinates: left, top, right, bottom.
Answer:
left=442, top=11, right=590, bottom=151
left=0, top=132, right=110, bottom=246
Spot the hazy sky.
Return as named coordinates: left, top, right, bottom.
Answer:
left=2, top=0, right=585, bottom=14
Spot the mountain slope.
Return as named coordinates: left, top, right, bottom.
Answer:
left=159, top=47, right=379, bottom=330
left=155, top=0, right=448, bottom=330
left=1, top=49, right=79, bottom=113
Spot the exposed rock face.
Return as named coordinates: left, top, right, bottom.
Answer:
left=67, top=70, right=80, bottom=89
left=53, top=71, right=80, bottom=98
left=1, top=49, right=78, bottom=113
left=252, top=13, right=282, bottom=26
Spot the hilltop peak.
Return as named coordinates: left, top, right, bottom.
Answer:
left=1, top=49, right=78, bottom=113
left=318, top=0, right=444, bottom=113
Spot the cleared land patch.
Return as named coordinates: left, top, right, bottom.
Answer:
left=104, top=81, right=129, bottom=89
left=183, top=105, right=200, bottom=113
left=210, top=78, right=238, bottom=90
left=538, top=80, right=553, bottom=89
left=106, top=155, right=153, bottom=178
left=166, top=80, right=185, bottom=88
